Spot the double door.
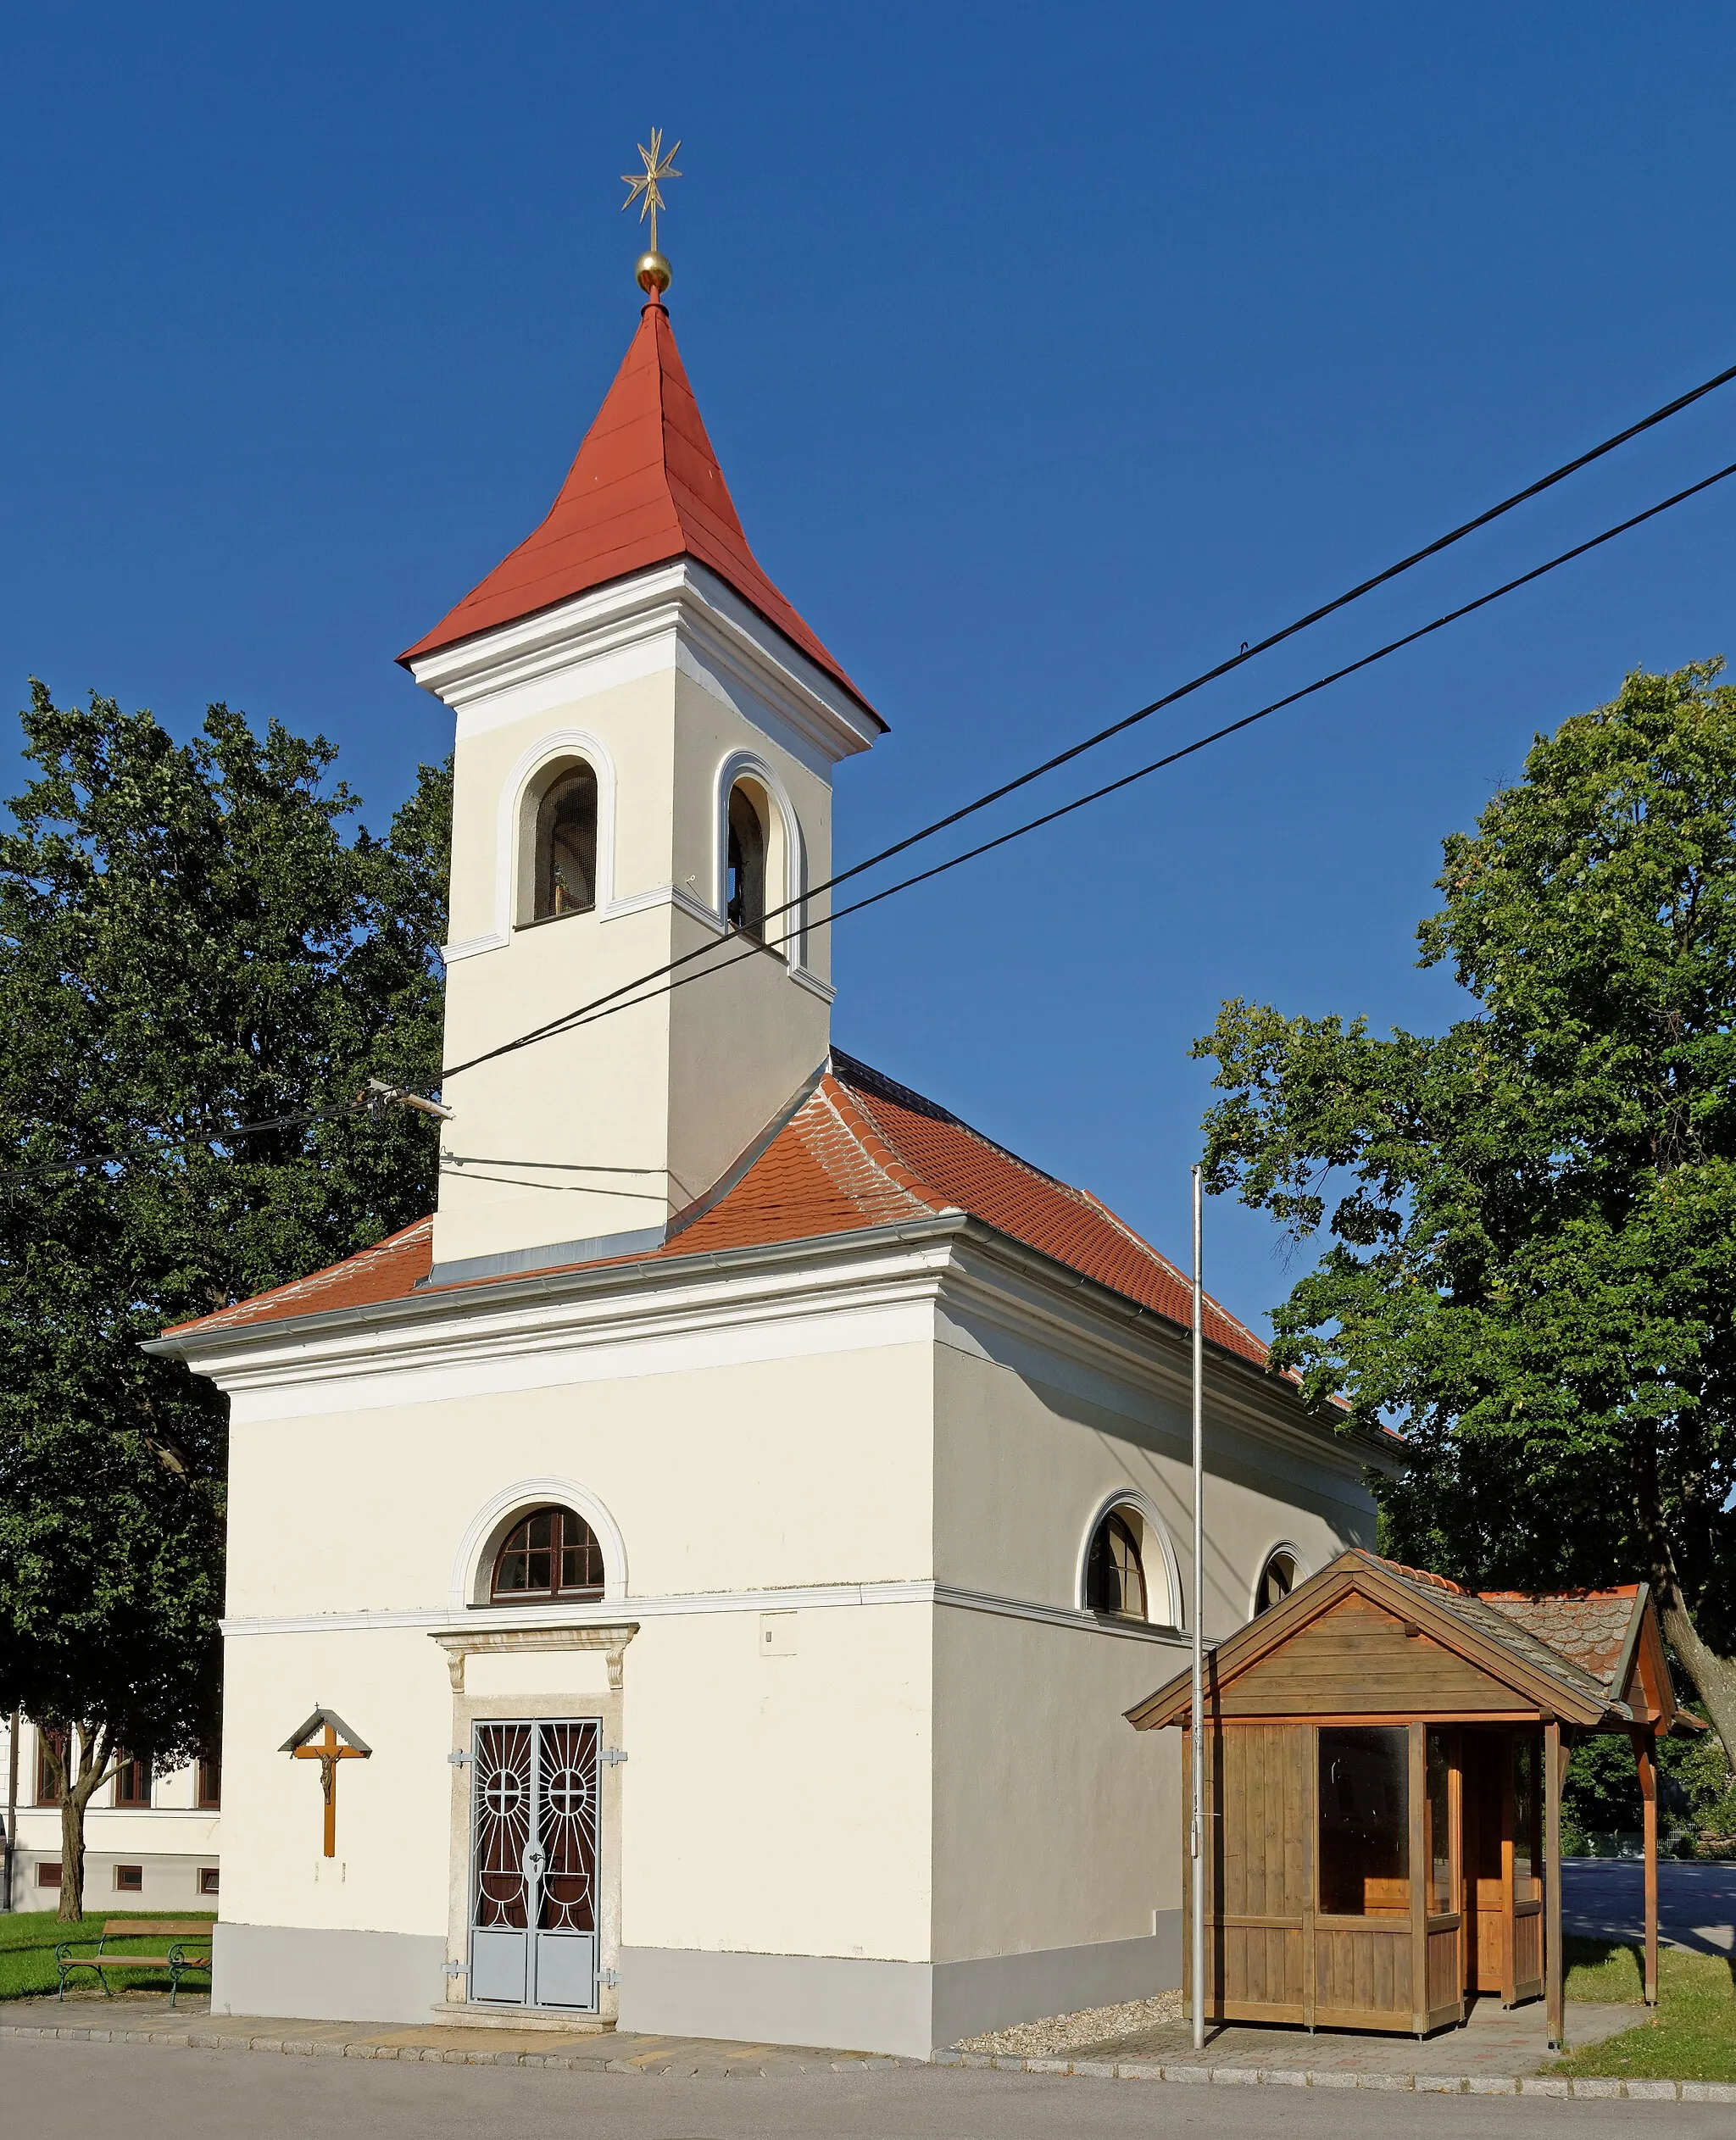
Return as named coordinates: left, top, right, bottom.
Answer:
left=469, top=1719, right=600, bottom=2011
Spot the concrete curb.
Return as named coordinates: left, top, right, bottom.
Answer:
left=929, top=2049, right=1736, bottom=2097
left=2, top=2020, right=1732, bottom=2097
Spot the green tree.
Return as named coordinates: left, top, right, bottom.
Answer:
left=1195, top=661, right=1736, bottom=1758
left=0, top=684, right=449, bottom=1915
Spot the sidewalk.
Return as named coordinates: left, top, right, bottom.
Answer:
left=4, top=1985, right=1733, bottom=2098
left=0, top=1993, right=899, bottom=2075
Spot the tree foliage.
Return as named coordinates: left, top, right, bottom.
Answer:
left=1195, top=661, right=1736, bottom=1756
left=0, top=684, right=449, bottom=1914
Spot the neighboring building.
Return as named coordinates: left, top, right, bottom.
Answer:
left=147, top=255, right=1391, bottom=2056
left=2, top=1717, right=220, bottom=1911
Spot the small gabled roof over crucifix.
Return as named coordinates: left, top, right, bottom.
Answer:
left=1127, top=1549, right=1690, bottom=1736
left=279, top=1706, right=372, bottom=1756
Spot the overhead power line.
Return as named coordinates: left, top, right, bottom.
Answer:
left=0, top=1081, right=448, bottom=1191
left=447, top=453, right=1736, bottom=1068
left=11, top=369, right=1736, bottom=1189
left=441, top=353, right=1736, bottom=1082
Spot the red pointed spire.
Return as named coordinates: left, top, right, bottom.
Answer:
left=400, top=298, right=875, bottom=717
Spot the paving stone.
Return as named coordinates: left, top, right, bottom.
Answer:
left=1682, top=2082, right=1736, bottom=2102
left=1415, top=2076, right=1466, bottom=2093
left=1570, top=2079, right=1622, bottom=2098
left=1071, top=2059, right=1119, bottom=2078
left=1622, top=2079, right=1679, bottom=2098
left=1211, top=2067, right=1263, bottom=2083
left=1264, top=2070, right=1310, bottom=2087
left=1352, top=2072, right=1412, bottom=2088
left=1522, top=2076, right=1569, bottom=2095
left=993, top=2055, right=1027, bottom=2071
left=1116, top=2059, right=1166, bottom=2080
left=1466, top=2076, right=1518, bottom=2093
left=1168, top=2065, right=1215, bottom=2083
left=1021, top=2058, right=1071, bottom=2074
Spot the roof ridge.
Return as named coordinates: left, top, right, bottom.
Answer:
left=829, top=1047, right=1071, bottom=1191
left=806, top=1075, right=953, bottom=1219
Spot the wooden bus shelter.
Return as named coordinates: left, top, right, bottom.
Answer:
left=1128, top=1550, right=1694, bottom=2043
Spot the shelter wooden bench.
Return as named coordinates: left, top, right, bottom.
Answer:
left=55, top=1920, right=212, bottom=2009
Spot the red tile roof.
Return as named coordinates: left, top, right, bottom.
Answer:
left=398, top=297, right=876, bottom=722
left=161, top=1053, right=1273, bottom=1368
left=1477, top=1589, right=1644, bottom=1693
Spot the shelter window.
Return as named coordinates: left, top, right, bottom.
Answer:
left=490, top=1504, right=605, bottom=1604
left=726, top=782, right=768, bottom=941
left=1514, top=1733, right=1543, bottom=1904
left=1255, top=1548, right=1299, bottom=1615
left=1085, top=1509, right=1148, bottom=1620
left=197, top=1751, right=222, bottom=1809
left=1318, top=1726, right=1410, bottom=1916
left=1427, top=1728, right=1453, bottom=1914
left=532, top=766, right=598, bottom=921
left=114, top=1864, right=143, bottom=1893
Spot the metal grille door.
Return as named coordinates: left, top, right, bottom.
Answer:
left=470, top=1720, right=599, bottom=2009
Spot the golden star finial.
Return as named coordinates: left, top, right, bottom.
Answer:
left=621, top=127, right=681, bottom=258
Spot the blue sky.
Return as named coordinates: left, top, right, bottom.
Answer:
left=5, top=3, right=1734, bottom=1335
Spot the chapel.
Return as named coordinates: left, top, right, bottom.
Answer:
left=151, top=231, right=1389, bottom=2058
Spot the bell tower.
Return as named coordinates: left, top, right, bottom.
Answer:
left=403, top=209, right=882, bottom=1284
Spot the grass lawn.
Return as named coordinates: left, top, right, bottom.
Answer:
left=1555, top=1936, right=1736, bottom=2082
left=0, top=1909, right=215, bottom=2003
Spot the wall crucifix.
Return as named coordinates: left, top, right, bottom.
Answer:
left=280, top=1707, right=372, bottom=1859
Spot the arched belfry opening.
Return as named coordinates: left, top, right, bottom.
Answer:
left=726, top=779, right=769, bottom=942
left=527, top=763, right=598, bottom=923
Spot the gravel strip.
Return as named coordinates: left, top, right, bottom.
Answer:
left=953, top=1990, right=1186, bottom=2058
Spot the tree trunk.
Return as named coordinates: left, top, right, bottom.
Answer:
left=55, top=1726, right=114, bottom=1924
left=1655, top=1581, right=1736, bottom=1765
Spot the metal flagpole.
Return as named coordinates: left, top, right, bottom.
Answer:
left=1190, top=1164, right=1205, bottom=2052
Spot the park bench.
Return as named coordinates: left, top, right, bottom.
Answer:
left=55, top=1919, right=212, bottom=2009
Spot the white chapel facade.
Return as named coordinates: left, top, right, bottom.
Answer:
left=151, top=257, right=1383, bottom=2058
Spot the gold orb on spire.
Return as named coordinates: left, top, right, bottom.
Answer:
left=621, top=128, right=681, bottom=294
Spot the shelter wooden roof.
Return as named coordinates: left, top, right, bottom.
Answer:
left=1127, top=1549, right=1683, bottom=1735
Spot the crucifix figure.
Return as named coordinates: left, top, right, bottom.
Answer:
left=279, top=1707, right=372, bottom=1859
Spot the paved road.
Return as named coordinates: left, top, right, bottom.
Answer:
left=1564, top=1860, right=1736, bottom=1957
left=3, top=2037, right=1727, bottom=2139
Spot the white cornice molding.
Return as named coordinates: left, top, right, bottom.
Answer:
left=406, top=559, right=880, bottom=769
left=160, top=1213, right=1377, bottom=1488
left=220, top=1579, right=1192, bottom=1651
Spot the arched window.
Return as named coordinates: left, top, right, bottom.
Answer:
left=726, top=781, right=767, bottom=941
left=532, top=766, right=598, bottom=921
left=489, top=1505, right=604, bottom=1604
left=1085, top=1509, right=1149, bottom=1620
left=1255, top=1547, right=1299, bottom=1615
